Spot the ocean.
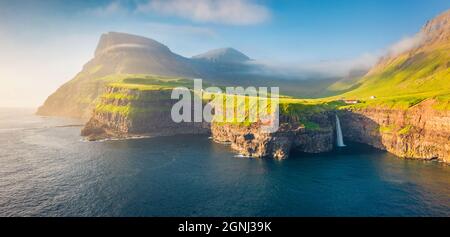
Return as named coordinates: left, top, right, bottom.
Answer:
left=0, top=108, right=449, bottom=216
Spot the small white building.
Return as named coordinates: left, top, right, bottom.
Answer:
left=343, top=100, right=360, bottom=104
left=370, top=96, right=377, bottom=99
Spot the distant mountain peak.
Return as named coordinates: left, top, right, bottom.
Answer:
left=192, top=47, right=251, bottom=63
left=95, top=32, right=171, bottom=56
left=421, top=9, right=450, bottom=45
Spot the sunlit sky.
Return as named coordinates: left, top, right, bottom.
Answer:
left=1, top=0, right=449, bottom=107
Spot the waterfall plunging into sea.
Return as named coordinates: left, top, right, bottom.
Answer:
left=335, top=114, right=346, bottom=147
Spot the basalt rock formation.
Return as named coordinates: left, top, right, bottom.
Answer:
left=211, top=123, right=334, bottom=159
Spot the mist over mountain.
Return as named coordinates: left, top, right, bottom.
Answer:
left=192, top=47, right=251, bottom=63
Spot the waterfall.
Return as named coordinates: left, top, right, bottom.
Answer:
left=335, top=114, right=346, bottom=147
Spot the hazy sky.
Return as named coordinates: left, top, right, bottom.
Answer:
left=1, top=0, right=449, bottom=107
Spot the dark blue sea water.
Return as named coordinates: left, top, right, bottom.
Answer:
left=0, top=108, right=449, bottom=217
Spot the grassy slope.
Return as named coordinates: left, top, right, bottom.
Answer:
left=94, top=74, right=193, bottom=116
left=94, top=74, right=344, bottom=126
left=107, top=74, right=194, bottom=91
left=331, top=43, right=450, bottom=110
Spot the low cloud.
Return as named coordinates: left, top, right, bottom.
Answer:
left=386, top=32, right=425, bottom=56
left=137, top=0, right=271, bottom=25
left=247, top=53, right=380, bottom=79
left=249, top=30, right=427, bottom=80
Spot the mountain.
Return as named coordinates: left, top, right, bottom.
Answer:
left=38, top=32, right=343, bottom=118
left=192, top=47, right=251, bottom=63
left=338, top=9, right=450, bottom=107
left=191, top=48, right=344, bottom=97
left=37, top=32, right=202, bottom=118
left=318, top=68, right=369, bottom=97
left=89, top=32, right=198, bottom=77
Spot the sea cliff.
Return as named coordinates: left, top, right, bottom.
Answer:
left=210, top=99, right=450, bottom=162
left=81, top=86, right=209, bottom=141
left=211, top=113, right=334, bottom=159
left=340, top=99, right=450, bottom=163
left=81, top=83, right=338, bottom=159
left=81, top=86, right=450, bottom=163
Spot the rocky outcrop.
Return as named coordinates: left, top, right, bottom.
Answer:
left=212, top=122, right=299, bottom=159
left=81, top=86, right=209, bottom=141
left=340, top=99, right=450, bottom=163
left=211, top=113, right=335, bottom=159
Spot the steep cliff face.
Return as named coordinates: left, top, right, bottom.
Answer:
left=211, top=113, right=335, bottom=159
left=81, top=86, right=209, bottom=141
left=340, top=99, right=450, bottom=163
